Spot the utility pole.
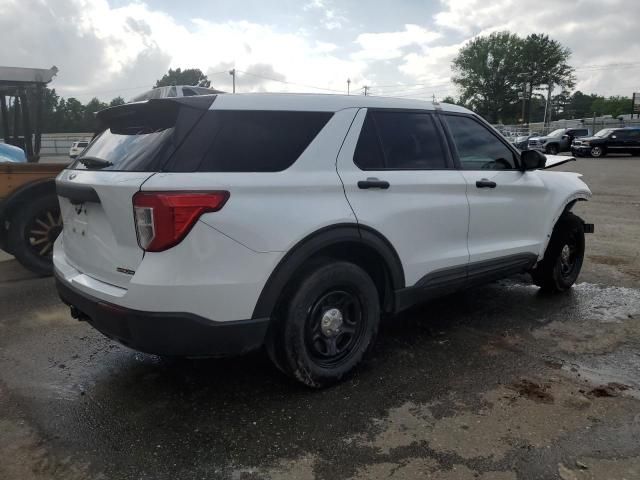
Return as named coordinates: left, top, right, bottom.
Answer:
left=520, top=81, right=527, bottom=124
left=347, top=78, right=351, bottom=95
left=363, top=86, right=369, bottom=96
left=543, top=81, right=553, bottom=127
left=229, top=68, right=236, bottom=93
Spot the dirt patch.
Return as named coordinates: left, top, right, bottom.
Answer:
left=508, top=379, right=554, bottom=404
left=355, top=378, right=635, bottom=461
left=557, top=456, right=640, bottom=480
left=349, top=460, right=515, bottom=480
left=586, top=382, right=630, bottom=398
left=588, top=255, right=629, bottom=266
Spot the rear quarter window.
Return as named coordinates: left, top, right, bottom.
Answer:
left=165, top=110, right=333, bottom=172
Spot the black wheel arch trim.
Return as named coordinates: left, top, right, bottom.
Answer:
left=0, top=178, right=57, bottom=222
left=251, top=223, right=405, bottom=320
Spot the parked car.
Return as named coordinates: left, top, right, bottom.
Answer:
left=528, top=128, right=589, bottom=154
left=571, top=127, right=640, bottom=158
left=0, top=142, right=27, bottom=163
left=130, top=85, right=224, bottom=102
left=512, top=132, right=540, bottom=150
left=69, top=140, right=89, bottom=159
left=54, top=94, right=593, bottom=387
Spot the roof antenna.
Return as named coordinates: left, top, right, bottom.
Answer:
left=432, top=93, right=439, bottom=104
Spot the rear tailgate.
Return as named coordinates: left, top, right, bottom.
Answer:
left=56, top=95, right=216, bottom=288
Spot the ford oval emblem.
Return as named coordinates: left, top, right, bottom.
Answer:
left=69, top=173, right=77, bottom=180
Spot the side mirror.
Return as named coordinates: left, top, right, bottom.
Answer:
left=561, top=134, right=569, bottom=139
left=521, top=149, right=546, bottom=171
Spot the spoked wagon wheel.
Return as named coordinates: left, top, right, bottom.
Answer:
left=8, top=194, right=62, bottom=275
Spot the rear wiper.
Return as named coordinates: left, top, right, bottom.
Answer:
left=77, top=156, right=113, bottom=169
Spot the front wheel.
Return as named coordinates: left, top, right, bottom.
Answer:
left=531, top=212, right=585, bottom=292
left=590, top=146, right=605, bottom=158
left=7, top=194, right=62, bottom=276
left=267, top=261, right=380, bottom=388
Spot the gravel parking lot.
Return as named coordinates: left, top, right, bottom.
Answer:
left=1, top=156, right=639, bottom=480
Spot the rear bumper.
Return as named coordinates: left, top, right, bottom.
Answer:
left=55, top=271, right=270, bottom=357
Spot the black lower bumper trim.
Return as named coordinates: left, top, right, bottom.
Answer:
left=55, top=273, right=270, bottom=357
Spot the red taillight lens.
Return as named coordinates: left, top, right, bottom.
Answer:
left=132, top=191, right=229, bottom=252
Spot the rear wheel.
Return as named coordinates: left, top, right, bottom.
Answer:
left=531, top=212, right=585, bottom=292
left=546, top=144, right=559, bottom=155
left=590, top=146, right=605, bottom=157
left=7, top=194, right=62, bottom=276
left=267, top=261, right=380, bottom=388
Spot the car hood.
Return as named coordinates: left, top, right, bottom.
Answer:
left=573, top=136, right=600, bottom=142
left=543, top=154, right=575, bottom=169
left=530, top=136, right=558, bottom=142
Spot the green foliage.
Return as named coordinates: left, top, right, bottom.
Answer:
left=452, top=31, right=523, bottom=123
left=109, top=96, right=126, bottom=107
left=555, top=91, right=632, bottom=119
left=154, top=68, right=211, bottom=88
left=452, top=31, right=575, bottom=123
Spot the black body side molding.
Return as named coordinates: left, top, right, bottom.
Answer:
left=395, top=253, right=537, bottom=313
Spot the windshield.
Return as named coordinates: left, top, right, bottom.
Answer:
left=595, top=129, right=614, bottom=138
left=547, top=129, right=565, bottom=137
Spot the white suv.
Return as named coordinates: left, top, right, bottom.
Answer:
left=68, top=140, right=89, bottom=158
left=54, top=94, right=593, bottom=387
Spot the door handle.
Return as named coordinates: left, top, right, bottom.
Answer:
left=358, top=178, right=390, bottom=190
left=475, top=179, right=497, bottom=189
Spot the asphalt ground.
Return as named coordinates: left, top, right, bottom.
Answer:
left=1, top=155, right=639, bottom=480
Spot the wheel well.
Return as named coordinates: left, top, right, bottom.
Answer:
left=1, top=179, right=57, bottom=223
left=305, top=241, right=395, bottom=314
left=251, top=224, right=404, bottom=319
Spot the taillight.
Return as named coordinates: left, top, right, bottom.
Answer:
left=133, top=191, right=229, bottom=252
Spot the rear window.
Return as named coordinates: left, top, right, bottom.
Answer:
left=71, top=99, right=208, bottom=171
left=165, top=110, right=333, bottom=172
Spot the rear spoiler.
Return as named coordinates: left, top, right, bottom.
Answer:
left=96, top=95, right=217, bottom=133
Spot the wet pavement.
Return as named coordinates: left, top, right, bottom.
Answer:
left=1, top=156, right=640, bottom=480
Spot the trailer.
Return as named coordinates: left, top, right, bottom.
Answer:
left=0, top=66, right=65, bottom=275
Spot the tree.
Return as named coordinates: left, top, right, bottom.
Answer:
left=452, top=32, right=523, bottom=123
left=591, top=95, right=632, bottom=118
left=109, top=96, right=125, bottom=107
left=518, top=34, right=575, bottom=122
left=154, top=68, right=211, bottom=88
left=451, top=31, right=575, bottom=123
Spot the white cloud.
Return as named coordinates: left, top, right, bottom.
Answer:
left=1, top=0, right=637, bottom=103
left=432, top=0, right=640, bottom=95
left=353, top=24, right=441, bottom=61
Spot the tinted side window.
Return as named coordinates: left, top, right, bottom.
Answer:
left=444, top=115, right=517, bottom=170
left=354, top=113, right=385, bottom=170
left=354, top=111, right=447, bottom=170
left=167, top=110, right=333, bottom=172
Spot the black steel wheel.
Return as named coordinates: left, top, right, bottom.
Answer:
left=546, top=144, right=559, bottom=155
left=305, top=289, right=366, bottom=368
left=531, top=212, right=585, bottom=292
left=267, top=260, right=380, bottom=388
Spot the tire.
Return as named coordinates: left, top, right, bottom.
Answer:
left=266, top=260, right=380, bottom=388
left=531, top=212, right=585, bottom=292
left=7, top=194, right=62, bottom=276
left=590, top=146, right=605, bottom=158
left=545, top=144, right=559, bottom=155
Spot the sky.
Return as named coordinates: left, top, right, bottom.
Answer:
left=1, top=0, right=639, bottom=103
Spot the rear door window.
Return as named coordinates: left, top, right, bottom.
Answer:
left=167, top=110, right=333, bottom=172
left=354, top=111, right=448, bottom=170
left=443, top=114, right=518, bottom=170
